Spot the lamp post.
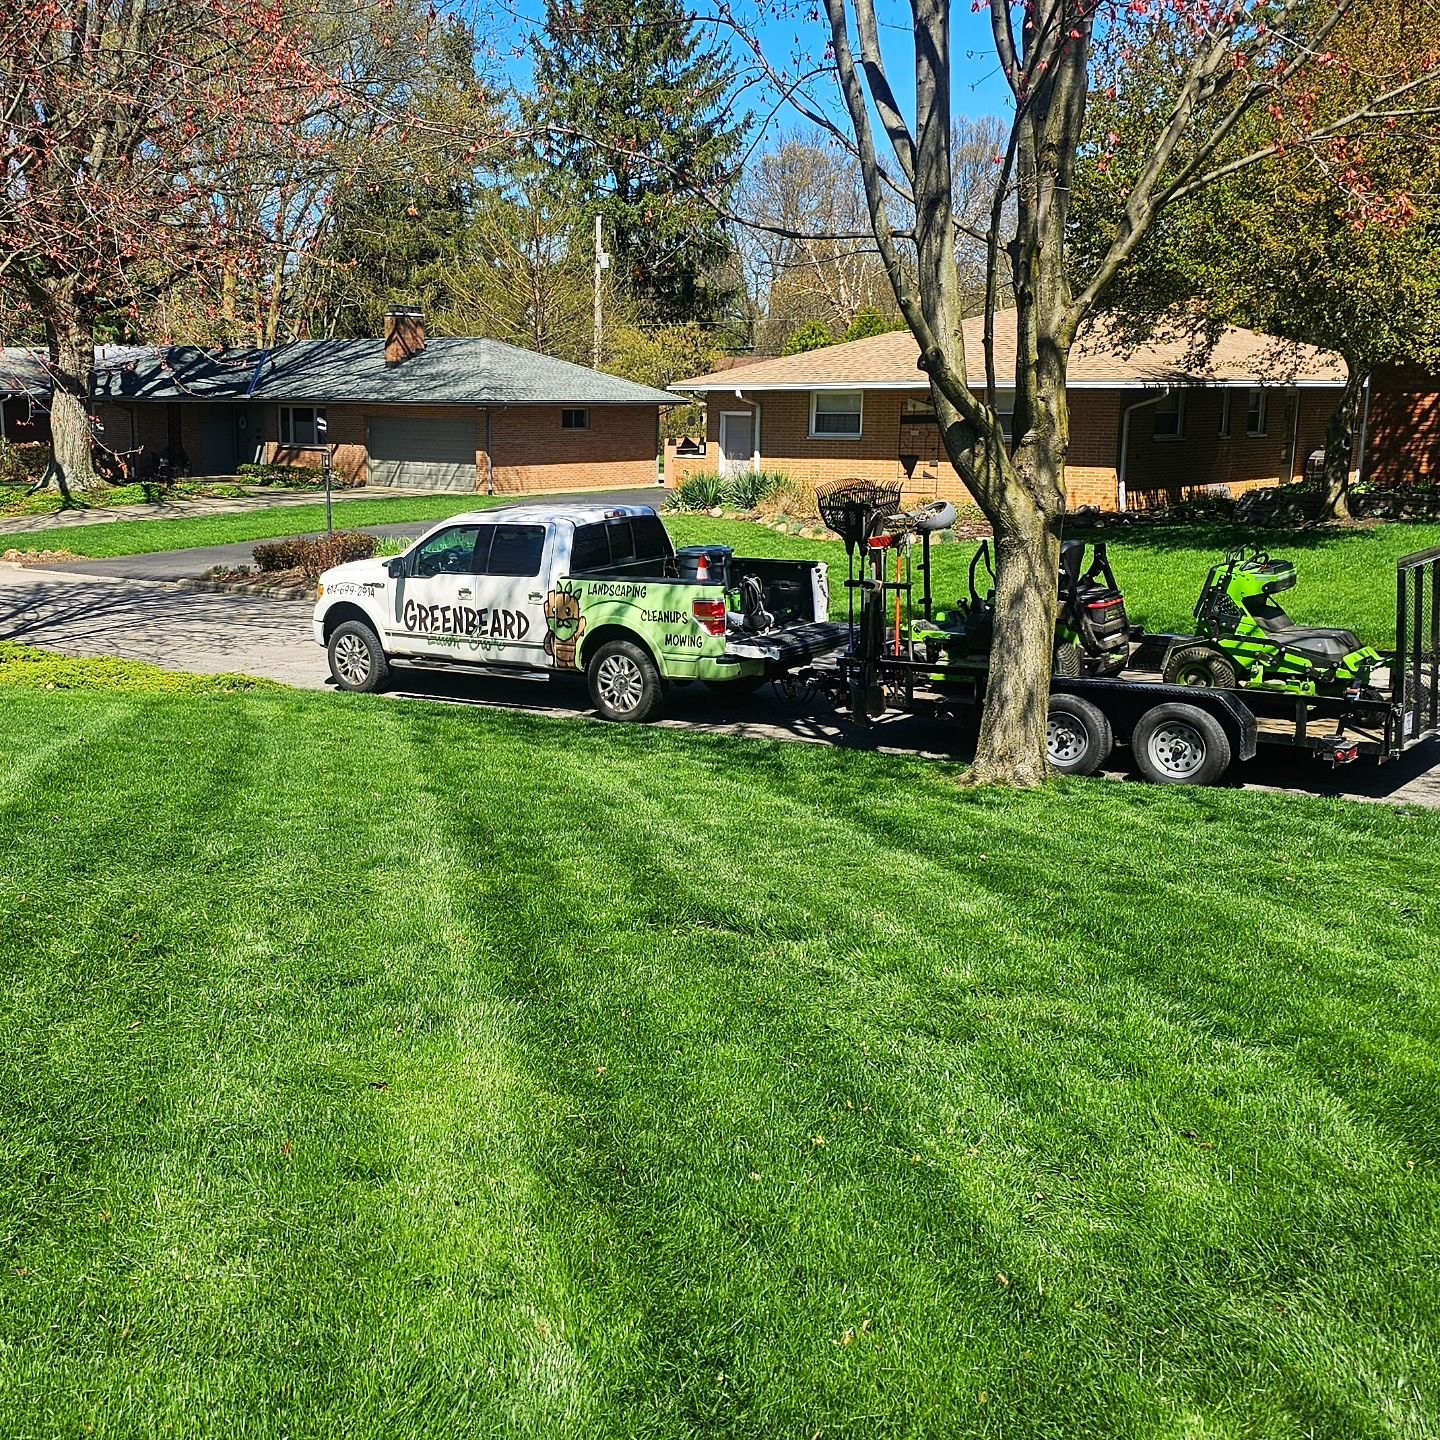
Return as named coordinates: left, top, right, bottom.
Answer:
left=317, top=412, right=332, bottom=535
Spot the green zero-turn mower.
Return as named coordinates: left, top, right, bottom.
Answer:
left=1161, top=545, right=1383, bottom=695
left=911, top=538, right=1132, bottom=677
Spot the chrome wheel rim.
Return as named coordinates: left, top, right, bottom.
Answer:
left=596, top=654, right=644, bottom=713
left=333, top=633, right=372, bottom=686
left=1147, top=722, right=1205, bottom=779
left=1047, top=715, right=1087, bottom=766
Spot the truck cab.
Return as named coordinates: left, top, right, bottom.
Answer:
left=313, top=503, right=845, bottom=721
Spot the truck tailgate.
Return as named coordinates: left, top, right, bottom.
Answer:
left=725, top=621, right=850, bottom=666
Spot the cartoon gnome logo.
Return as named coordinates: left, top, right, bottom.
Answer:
left=543, top=584, right=586, bottom=669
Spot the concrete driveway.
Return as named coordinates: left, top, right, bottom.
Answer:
left=3, top=562, right=1438, bottom=807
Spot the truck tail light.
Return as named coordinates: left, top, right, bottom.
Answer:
left=692, top=598, right=726, bottom=636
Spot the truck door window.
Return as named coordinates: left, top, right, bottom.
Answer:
left=482, top=524, right=545, bottom=577
left=570, top=523, right=609, bottom=572
left=413, top=526, right=482, bottom=577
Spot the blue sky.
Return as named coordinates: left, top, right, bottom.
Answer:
left=477, top=0, right=1013, bottom=142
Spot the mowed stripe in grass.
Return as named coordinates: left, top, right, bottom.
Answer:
left=1, top=687, right=1438, bottom=1437
left=0, top=494, right=503, bottom=560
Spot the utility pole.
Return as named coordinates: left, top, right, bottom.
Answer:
left=593, top=214, right=610, bottom=369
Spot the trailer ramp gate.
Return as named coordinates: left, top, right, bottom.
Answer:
left=1396, top=546, right=1440, bottom=743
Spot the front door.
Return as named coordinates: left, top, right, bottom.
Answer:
left=719, top=411, right=753, bottom=476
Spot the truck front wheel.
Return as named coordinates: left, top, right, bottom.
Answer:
left=328, top=620, right=390, bottom=694
left=587, top=640, right=665, bottom=723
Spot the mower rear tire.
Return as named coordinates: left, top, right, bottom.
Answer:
left=1163, top=644, right=1238, bottom=689
left=1133, top=703, right=1232, bottom=786
left=1053, top=643, right=1084, bottom=678
left=1046, top=694, right=1113, bottom=776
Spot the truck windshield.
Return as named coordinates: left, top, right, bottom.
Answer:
left=571, top=515, right=672, bottom=573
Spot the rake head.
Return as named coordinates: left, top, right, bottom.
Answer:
left=815, top=478, right=904, bottom=553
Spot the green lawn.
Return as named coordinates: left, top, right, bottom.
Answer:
left=668, top=517, right=1440, bottom=649
left=3, top=678, right=1439, bottom=1437
left=0, top=494, right=502, bottom=559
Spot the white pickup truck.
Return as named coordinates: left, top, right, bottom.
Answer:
left=312, top=503, right=848, bottom=721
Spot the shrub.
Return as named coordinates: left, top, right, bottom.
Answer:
left=252, top=530, right=377, bottom=576
left=757, top=471, right=820, bottom=522
left=665, top=472, right=727, bottom=511
left=237, top=461, right=361, bottom=490
left=721, top=469, right=784, bottom=511
left=0, top=441, right=52, bottom=485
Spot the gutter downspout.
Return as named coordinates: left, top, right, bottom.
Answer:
left=1117, top=389, right=1169, bottom=513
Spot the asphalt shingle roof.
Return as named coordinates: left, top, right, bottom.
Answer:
left=675, top=310, right=1348, bottom=391
left=3, top=338, right=677, bottom=407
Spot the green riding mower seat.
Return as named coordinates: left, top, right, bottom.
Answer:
left=1248, top=619, right=1365, bottom=664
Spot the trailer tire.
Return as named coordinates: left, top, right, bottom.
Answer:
left=1046, top=694, right=1113, bottom=776
left=327, top=620, right=390, bottom=693
left=1133, top=703, right=1232, bottom=786
left=1163, top=644, right=1238, bottom=689
left=587, top=639, right=666, bottom=723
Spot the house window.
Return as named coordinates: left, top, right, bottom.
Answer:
left=810, top=390, right=863, bottom=438
left=1152, top=392, right=1185, bottom=440
left=280, top=406, right=326, bottom=447
left=1246, top=388, right=1268, bottom=437
left=902, top=393, right=1013, bottom=444
left=1218, top=391, right=1233, bottom=438
left=561, top=408, right=589, bottom=431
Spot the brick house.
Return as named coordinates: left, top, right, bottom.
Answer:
left=669, top=310, right=1348, bottom=511
left=1, top=310, right=674, bottom=494
left=1362, top=367, right=1440, bottom=489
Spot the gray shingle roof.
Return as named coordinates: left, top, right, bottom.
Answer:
left=5, top=339, right=677, bottom=407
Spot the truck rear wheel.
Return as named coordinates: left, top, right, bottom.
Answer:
left=1132, top=702, right=1231, bottom=786
left=1046, top=694, right=1113, bottom=776
left=328, top=620, right=390, bottom=694
left=587, top=640, right=665, bottom=723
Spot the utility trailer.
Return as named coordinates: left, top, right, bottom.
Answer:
left=794, top=483, right=1440, bottom=786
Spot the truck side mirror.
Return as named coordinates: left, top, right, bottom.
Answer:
left=386, top=557, right=406, bottom=579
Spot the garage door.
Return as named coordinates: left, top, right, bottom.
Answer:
left=367, top=417, right=477, bottom=492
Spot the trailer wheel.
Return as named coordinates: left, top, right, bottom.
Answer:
left=1046, top=694, right=1113, bottom=776
left=587, top=640, right=665, bottom=723
left=1163, top=645, right=1238, bottom=689
left=1133, top=703, right=1232, bottom=786
left=327, top=620, right=390, bottom=693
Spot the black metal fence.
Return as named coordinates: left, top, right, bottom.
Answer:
left=1395, top=547, right=1440, bottom=741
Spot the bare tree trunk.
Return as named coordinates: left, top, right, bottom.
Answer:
left=1319, top=362, right=1364, bottom=521
left=39, top=311, right=97, bottom=495
left=971, top=493, right=1063, bottom=785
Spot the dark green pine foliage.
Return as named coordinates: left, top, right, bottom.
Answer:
left=530, top=0, right=744, bottom=325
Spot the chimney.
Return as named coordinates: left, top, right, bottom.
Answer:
left=384, top=306, right=426, bottom=366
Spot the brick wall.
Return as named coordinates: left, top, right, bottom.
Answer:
left=490, top=404, right=659, bottom=493
left=259, top=402, right=659, bottom=491
left=1363, top=367, right=1439, bottom=488
left=666, top=388, right=1126, bottom=508
left=1121, top=387, right=1335, bottom=509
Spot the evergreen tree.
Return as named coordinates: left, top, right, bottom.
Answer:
left=781, top=319, right=834, bottom=355
left=529, top=0, right=744, bottom=326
